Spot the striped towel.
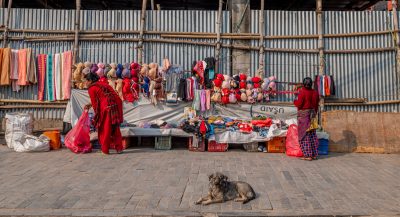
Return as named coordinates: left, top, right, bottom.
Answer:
left=37, top=54, right=47, bottom=101
left=46, top=54, right=54, bottom=101
left=62, top=51, right=73, bottom=100
left=54, top=53, right=63, bottom=101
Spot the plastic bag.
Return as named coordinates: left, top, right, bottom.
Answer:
left=14, top=134, right=50, bottom=152
left=285, top=124, right=303, bottom=157
left=64, top=110, right=92, bottom=154
left=5, top=113, right=33, bottom=149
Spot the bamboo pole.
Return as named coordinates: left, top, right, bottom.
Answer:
left=0, top=99, right=68, bottom=104
left=0, top=105, right=67, bottom=109
left=1, top=28, right=397, bottom=39
left=2, top=0, right=12, bottom=48
left=258, top=0, right=265, bottom=77
left=392, top=0, right=400, bottom=99
left=0, top=0, right=5, bottom=8
left=215, top=0, right=223, bottom=74
left=316, top=0, right=325, bottom=124
left=138, top=0, right=148, bottom=64
left=73, top=0, right=81, bottom=64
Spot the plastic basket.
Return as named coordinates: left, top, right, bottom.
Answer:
left=155, top=136, right=172, bottom=150
left=208, top=140, right=228, bottom=152
left=267, top=137, right=286, bottom=153
left=318, top=139, right=329, bottom=155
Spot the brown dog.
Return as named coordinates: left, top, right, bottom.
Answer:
left=195, top=172, right=256, bottom=205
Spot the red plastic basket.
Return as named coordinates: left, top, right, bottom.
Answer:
left=208, top=140, right=228, bottom=152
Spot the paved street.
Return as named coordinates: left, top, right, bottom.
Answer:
left=0, top=145, right=399, bottom=217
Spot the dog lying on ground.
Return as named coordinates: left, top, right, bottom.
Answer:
left=195, top=172, right=256, bottom=205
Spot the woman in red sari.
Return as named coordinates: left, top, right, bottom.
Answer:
left=294, top=77, right=320, bottom=161
left=84, top=72, right=124, bottom=154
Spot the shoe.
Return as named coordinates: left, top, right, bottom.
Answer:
left=258, top=146, right=263, bottom=152
left=116, top=150, right=123, bottom=154
left=262, top=147, right=268, bottom=153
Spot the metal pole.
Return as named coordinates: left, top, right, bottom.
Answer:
left=138, top=0, right=148, bottom=64
left=258, top=0, right=265, bottom=78
left=215, top=0, right=223, bottom=74
left=0, top=0, right=5, bottom=8
left=73, top=0, right=81, bottom=63
left=392, top=0, right=400, bottom=98
left=151, top=0, right=154, bottom=10
left=3, top=0, right=12, bottom=48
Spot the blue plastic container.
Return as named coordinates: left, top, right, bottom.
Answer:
left=318, top=139, right=329, bottom=155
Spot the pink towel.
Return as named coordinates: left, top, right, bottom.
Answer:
left=17, top=49, right=28, bottom=86
left=62, top=51, right=73, bottom=99
left=206, top=89, right=211, bottom=110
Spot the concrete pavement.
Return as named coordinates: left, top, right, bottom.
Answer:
left=0, top=145, right=399, bottom=216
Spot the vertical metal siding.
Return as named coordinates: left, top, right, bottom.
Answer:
left=324, top=11, right=398, bottom=112
left=0, top=8, right=399, bottom=119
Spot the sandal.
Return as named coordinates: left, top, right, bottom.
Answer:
left=300, top=157, right=312, bottom=161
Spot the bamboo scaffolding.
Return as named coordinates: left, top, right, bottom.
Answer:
left=258, top=0, right=265, bottom=76
left=1, top=28, right=397, bottom=39
left=2, top=0, right=12, bottom=47
left=74, top=0, right=81, bottom=63
left=215, top=0, right=223, bottom=74
left=0, top=99, right=68, bottom=104
left=137, top=0, right=148, bottom=64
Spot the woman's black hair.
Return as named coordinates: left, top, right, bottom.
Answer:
left=84, top=72, right=99, bottom=83
left=303, top=77, right=313, bottom=89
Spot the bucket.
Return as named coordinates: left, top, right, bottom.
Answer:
left=318, top=139, right=329, bottom=155
left=43, top=130, right=61, bottom=150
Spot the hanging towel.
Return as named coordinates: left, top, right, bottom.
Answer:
left=46, top=54, right=54, bottom=101
left=62, top=51, right=73, bottom=100
left=11, top=49, right=20, bottom=92
left=200, top=89, right=206, bottom=112
left=192, top=89, right=201, bottom=111
left=0, top=48, right=11, bottom=85
left=17, top=49, right=28, bottom=86
left=206, top=89, right=211, bottom=110
left=26, top=48, right=37, bottom=84
left=53, top=53, right=62, bottom=100
left=330, top=75, right=336, bottom=95
left=324, top=75, right=329, bottom=96
left=37, top=54, right=47, bottom=101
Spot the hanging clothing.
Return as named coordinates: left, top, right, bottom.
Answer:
left=46, top=54, right=55, bottom=101
left=54, top=53, right=63, bottom=101
left=206, top=89, right=211, bottom=110
left=330, top=75, right=335, bottom=95
left=62, top=51, right=73, bottom=100
left=88, top=82, right=123, bottom=154
left=177, top=78, right=187, bottom=101
left=11, top=49, right=20, bottom=92
left=0, top=48, right=11, bottom=85
left=192, top=89, right=201, bottom=111
left=37, top=54, right=47, bottom=101
left=200, top=89, right=206, bottom=112
left=17, top=49, right=28, bottom=86
left=26, top=48, right=37, bottom=84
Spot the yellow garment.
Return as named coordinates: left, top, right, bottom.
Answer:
left=307, top=116, right=318, bottom=132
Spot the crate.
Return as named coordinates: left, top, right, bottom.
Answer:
left=188, top=136, right=206, bottom=152
left=208, top=140, right=228, bottom=152
left=318, top=139, right=329, bottom=155
left=155, top=136, right=172, bottom=150
left=243, top=142, right=259, bottom=152
left=267, top=137, right=286, bottom=153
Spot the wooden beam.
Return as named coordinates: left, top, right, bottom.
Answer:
left=316, top=0, right=325, bottom=125
left=215, top=0, right=223, bottom=74
left=73, top=0, right=81, bottom=64
left=2, top=0, right=12, bottom=48
left=137, top=0, right=148, bottom=64
left=258, top=0, right=265, bottom=77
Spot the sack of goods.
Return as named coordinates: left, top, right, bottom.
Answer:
left=5, top=113, right=33, bottom=150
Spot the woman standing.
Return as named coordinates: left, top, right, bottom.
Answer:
left=294, top=77, right=320, bottom=161
left=84, top=72, right=124, bottom=154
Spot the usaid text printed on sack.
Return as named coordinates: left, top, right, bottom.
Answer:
left=251, top=104, right=298, bottom=120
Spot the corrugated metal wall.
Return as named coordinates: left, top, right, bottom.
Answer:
left=0, top=9, right=399, bottom=121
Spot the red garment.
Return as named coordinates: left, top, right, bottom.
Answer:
left=88, top=82, right=123, bottom=154
left=99, top=76, right=108, bottom=84
left=193, top=61, right=204, bottom=85
left=122, top=78, right=135, bottom=102
left=324, top=76, right=330, bottom=96
left=294, top=87, right=319, bottom=112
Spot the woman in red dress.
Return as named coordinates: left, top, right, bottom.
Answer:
left=84, top=72, right=124, bottom=154
left=294, top=77, right=320, bottom=161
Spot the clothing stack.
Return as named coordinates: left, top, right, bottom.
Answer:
left=314, top=75, right=335, bottom=96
